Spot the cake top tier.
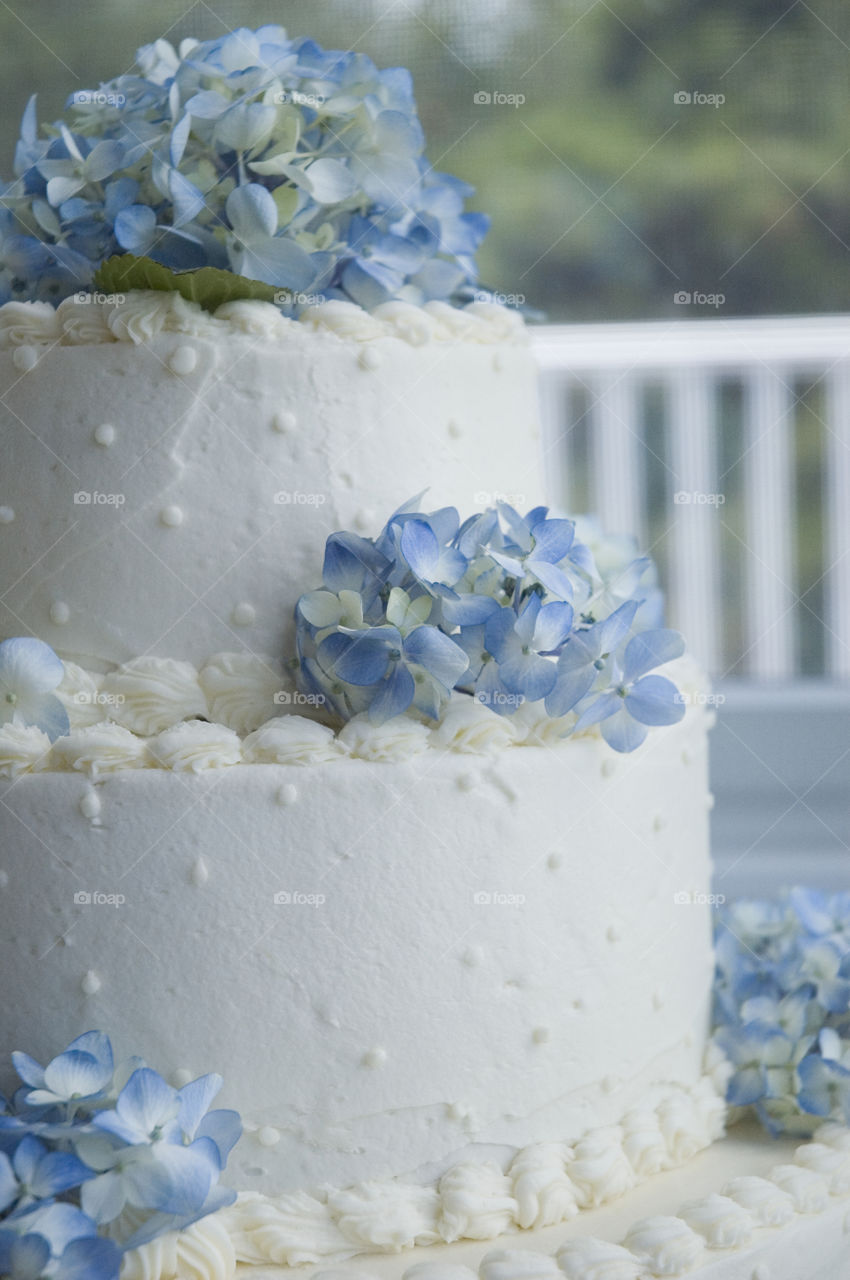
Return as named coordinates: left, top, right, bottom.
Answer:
left=1, top=26, right=490, bottom=313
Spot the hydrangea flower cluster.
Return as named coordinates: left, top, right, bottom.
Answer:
left=0, top=638, right=69, bottom=743
left=0, top=1032, right=241, bottom=1279
left=1, top=27, right=488, bottom=310
left=295, top=499, right=686, bottom=751
left=713, top=890, right=850, bottom=1136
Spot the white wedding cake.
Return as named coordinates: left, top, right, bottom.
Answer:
left=0, top=25, right=847, bottom=1280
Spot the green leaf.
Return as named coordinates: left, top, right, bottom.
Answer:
left=92, top=254, right=287, bottom=312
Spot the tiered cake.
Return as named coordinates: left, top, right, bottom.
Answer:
left=1, top=24, right=848, bottom=1280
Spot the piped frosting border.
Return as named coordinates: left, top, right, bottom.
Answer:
left=0, top=294, right=527, bottom=353
left=120, top=1072, right=729, bottom=1277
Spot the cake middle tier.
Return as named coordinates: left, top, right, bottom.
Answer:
left=0, top=299, right=540, bottom=669
left=0, top=696, right=714, bottom=1197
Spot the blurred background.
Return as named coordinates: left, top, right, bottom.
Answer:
left=0, top=0, right=847, bottom=886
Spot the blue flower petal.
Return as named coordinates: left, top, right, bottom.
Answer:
left=368, top=662, right=415, bottom=724
left=622, top=628, right=685, bottom=681
left=324, top=632, right=393, bottom=687
left=533, top=601, right=574, bottom=653
left=544, top=665, right=596, bottom=718
left=53, top=1235, right=122, bottom=1280
left=624, top=674, right=686, bottom=727
left=600, top=707, right=649, bottom=753
left=403, top=626, right=468, bottom=689
left=11, top=1053, right=46, bottom=1092
left=0, top=638, right=64, bottom=697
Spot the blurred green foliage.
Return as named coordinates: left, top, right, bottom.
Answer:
left=0, top=0, right=846, bottom=321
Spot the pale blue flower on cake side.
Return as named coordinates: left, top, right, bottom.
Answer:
left=711, top=891, right=850, bottom=1135
left=0, top=638, right=69, bottom=743
left=295, top=498, right=686, bottom=746
left=0, top=1032, right=243, bottom=1274
left=0, top=1201, right=121, bottom=1280
left=0, top=27, right=491, bottom=309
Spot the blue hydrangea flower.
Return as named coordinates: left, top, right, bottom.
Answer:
left=1, top=28, right=490, bottom=309
left=295, top=500, right=686, bottom=743
left=0, top=1203, right=121, bottom=1280
left=0, top=639, right=69, bottom=743
left=544, top=600, right=639, bottom=718
left=0, top=1033, right=241, bottom=1260
left=570, top=628, right=685, bottom=752
left=711, top=893, right=850, bottom=1135
left=484, top=594, right=574, bottom=704
left=317, top=590, right=469, bottom=723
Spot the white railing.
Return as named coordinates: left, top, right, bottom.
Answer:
left=530, top=315, right=850, bottom=681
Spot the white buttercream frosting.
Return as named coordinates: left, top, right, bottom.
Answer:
left=0, top=295, right=527, bottom=350
left=567, top=1127, right=635, bottom=1210
left=197, top=652, right=287, bottom=736
left=437, top=1162, right=517, bottom=1243
left=656, top=1091, right=710, bottom=1165
left=213, top=299, right=289, bottom=338
left=0, top=661, right=710, bottom=771
left=55, top=296, right=116, bottom=344
left=327, top=1182, right=440, bottom=1251
left=124, top=1122, right=850, bottom=1279
left=430, top=697, right=519, bottom=756
left=338, top=714, right=431, bottom=762
left=678, top=1191, right=753, bottom=1248
left=556, top=1239, right=642, bottom=1280
left=50, top=722, right=148, bottom=775
left=0, top=722, right=53, bottom=777
left=721, top=1175, right=795, bottom=1227
left=148, top=720, right=242, bottom=772
left=242, top=716, right=345, bottom=766
left=56, top=661, right=106, bottom=729
left=769, top=1162, right=831, bottom=1212
left=815, top=1121, right=850, bottom=1152
left=508, top=1143, right=577, bottom=1229
left=0, top=300, right=61, bottom=348
left=101, top=657, right=207, bottom=736
left=619, top=1108, right=671, bottom=1179
left=622, top=1215, right=704, bottom=1275
left=792, top=1141, right=850, bottom=1193
left=478, top=1248, right=561, bottom=1280
left=119, top=1211, right=237, bottom=1279
left=222, top=1191, right=350, bottom=1266
left=300, top=299, right=388, bottom=342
